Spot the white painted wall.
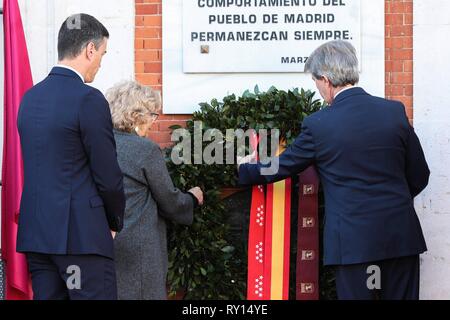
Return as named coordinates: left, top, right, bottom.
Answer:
left=18, top=0, right=135, bottom=93
left=163, top=0, right=385, bottom=114
left=414, top=0, right=450, bottom=300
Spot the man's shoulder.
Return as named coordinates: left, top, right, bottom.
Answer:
left=25, top=76, right=104, bottom=101
left=302, top=107, right=330, bottom=127
left=340, top=89, right=403, bottom=108
left=77, top=86, right=109, bottom=114
left=332, top=90, right=405, bottom=116
left=82, top=85, right=105, bottom=98
left=365, top=94, right=407, bottom=118
left=302, top=94, right=404, bottom=126
left=21, top=78, right=50, bottom=100
left=366, top=93, right=403, bottom=107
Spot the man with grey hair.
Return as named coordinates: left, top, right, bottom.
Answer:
left=238, top=40, right=429, bottom=300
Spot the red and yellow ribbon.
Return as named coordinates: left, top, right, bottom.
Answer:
left=247, top=138, right=291, bottom=300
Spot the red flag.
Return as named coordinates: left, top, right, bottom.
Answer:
left=1, top=0, right=33, bottom=300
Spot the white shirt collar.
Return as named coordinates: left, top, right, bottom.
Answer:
left=56, top=64, right=85, bottom=83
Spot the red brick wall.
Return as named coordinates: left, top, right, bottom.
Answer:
left=135, top=0, right=414, bottom=147
left=135, top=0, right=190, bottom=149
left=385, top=0, right=414, bottom=121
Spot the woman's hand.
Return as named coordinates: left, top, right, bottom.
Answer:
left=188, top=187, right=204, bottom=206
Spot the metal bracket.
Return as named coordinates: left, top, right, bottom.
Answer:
left=303, top=184, right=315, bottom=195
left=301, top=250, right=315, bottom=261
left=300, top=283, right=315, bottom=294
left=302, top=217, right=315, bottom=228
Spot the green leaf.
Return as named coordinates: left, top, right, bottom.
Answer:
left=221, top=246, right=235, bottom=253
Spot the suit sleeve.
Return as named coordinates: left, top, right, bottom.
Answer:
left=404, top=122, right=430, bottom=198
left=238, top=119, right=316, bottom=186
left=141, top=143, right=194, bottom=226
left=79, top=89, right=126, bottom=232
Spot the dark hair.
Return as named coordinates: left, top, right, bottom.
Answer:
left=57, top=13, right=109, bottom=61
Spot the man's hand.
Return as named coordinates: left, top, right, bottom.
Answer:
left=111, top=231, right=117, bottom=239
left=237, top=150, right=257, bottom=171
left=188, top=187, right=204, bottom=206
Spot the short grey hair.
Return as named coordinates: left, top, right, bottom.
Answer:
left=106, top=81, right=161, bottom=133
left=304, top=40, right=359, bottom=87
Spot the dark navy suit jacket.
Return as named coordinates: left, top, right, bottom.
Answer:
left=17, top=67, right=125, bottom=259
left=239, top=87, right=429, bottom=265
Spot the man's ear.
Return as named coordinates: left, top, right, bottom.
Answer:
left=86, top=42, right=96, bottom=60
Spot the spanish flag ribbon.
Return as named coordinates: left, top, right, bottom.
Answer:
left=247, top=137, right=291, bottom=300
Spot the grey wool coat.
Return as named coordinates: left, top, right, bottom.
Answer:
left=113, top=130, right=194, bottom=300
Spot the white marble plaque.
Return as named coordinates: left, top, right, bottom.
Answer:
left=183, top=0, right=361, bottom=73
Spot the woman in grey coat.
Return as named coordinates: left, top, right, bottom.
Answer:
left=106, top=81, right=203, bottom=300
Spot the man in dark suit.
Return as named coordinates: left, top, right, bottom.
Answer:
left=238, top=40, right=430, bottom=300
left=17, top=14, right=125, bottom=300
